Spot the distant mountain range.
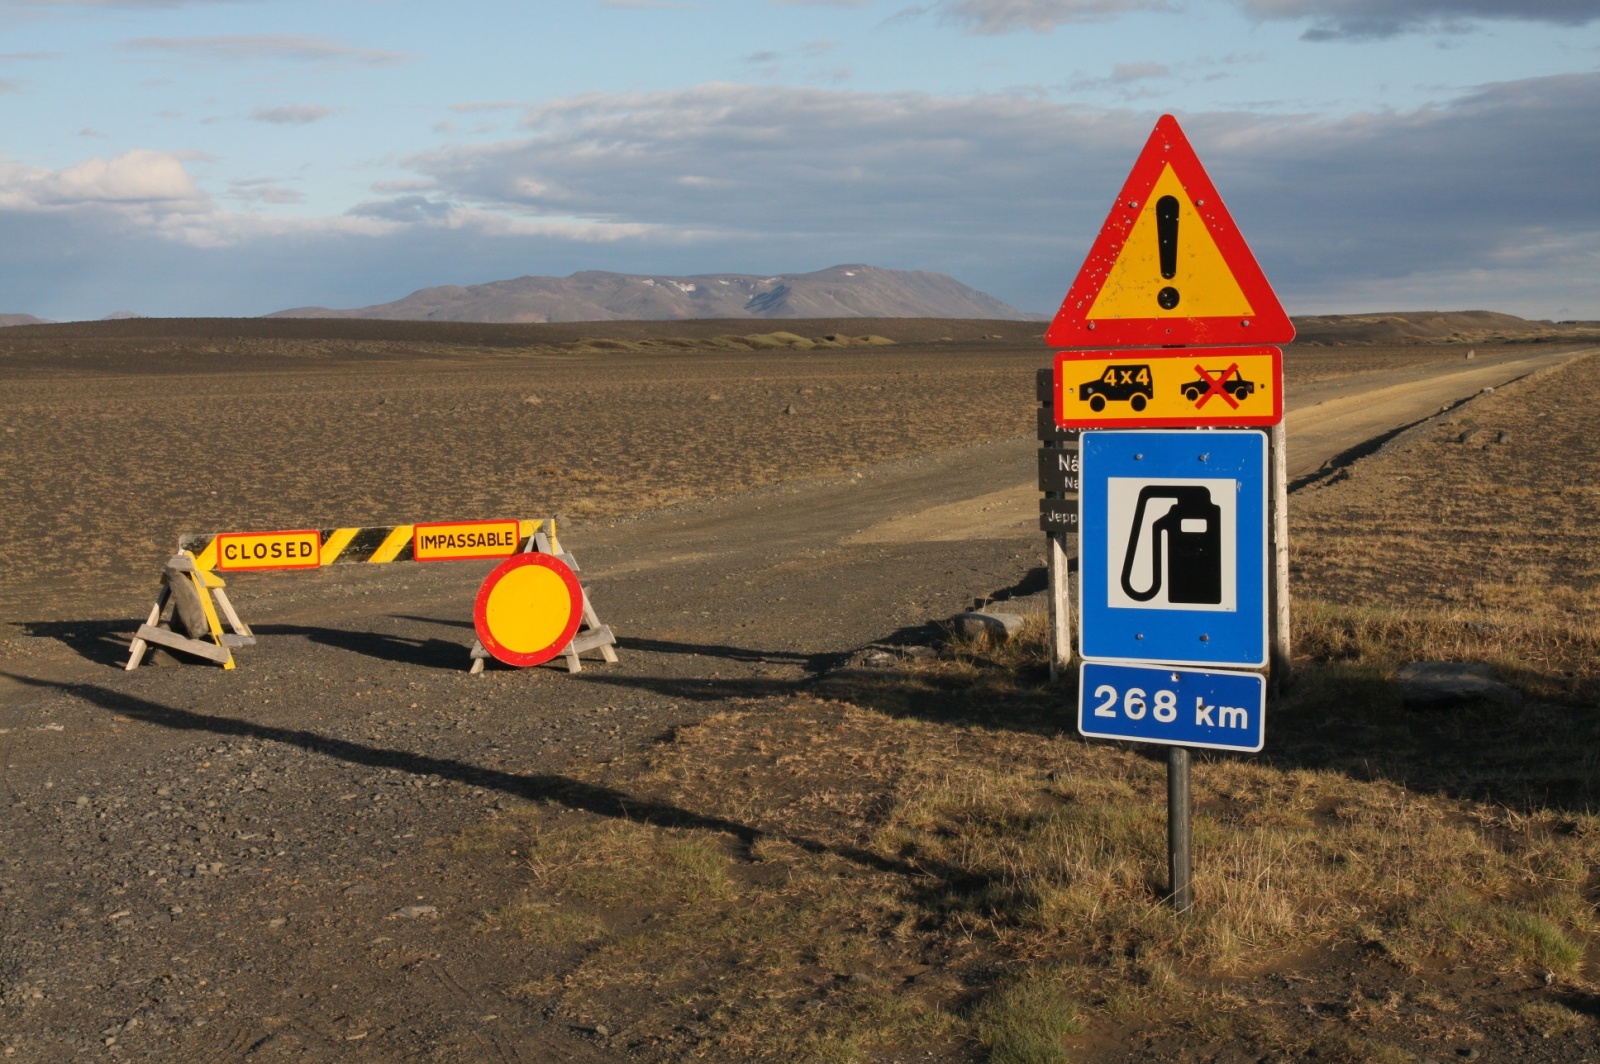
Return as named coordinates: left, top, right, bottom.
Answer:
left=265, top=264, right=1040, bottom=323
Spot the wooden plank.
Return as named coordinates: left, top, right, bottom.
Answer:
left=125, top=585, right=172, bottom=671
left=1037, top=446, right=1081, bottom=494
left=1039, top=496, right=1080, bottom=534
left=1047, top=533, right=1072, bottom=683
left=212, top=587, right=253, bottom=638
left=134, top=624, right=233, bottom=665
left=578, top=589, right=619, bottom=663
left=568, top=626, right=616, bottom=655
left=1269, top=421, right=1292, bottom=695
left=1036, top=407, right=1081, bottom=442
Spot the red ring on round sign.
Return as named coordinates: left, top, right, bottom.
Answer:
left=472, top=552, right=584, bottom=668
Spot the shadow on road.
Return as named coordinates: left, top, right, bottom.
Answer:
left=14, top=619, right=139, bottom=669
left=2, top=673, right=968, bottom=886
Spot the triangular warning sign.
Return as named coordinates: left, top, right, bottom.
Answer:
left=1046, top=115, right=1293, bottom=349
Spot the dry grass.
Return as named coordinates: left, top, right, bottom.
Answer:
left=455, top=353, right=1600, bottom=1060
left=463, top=687, right=1599, bottom=1060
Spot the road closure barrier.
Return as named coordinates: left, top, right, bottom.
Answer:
left=125, top=518, right=617, bottom=675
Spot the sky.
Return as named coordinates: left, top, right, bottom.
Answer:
left=0, top=0, right=1596, bottom=322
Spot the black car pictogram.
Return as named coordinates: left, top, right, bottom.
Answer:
left=1079, top=364, right=1154, bottom=412
left=1181, top=368, right=1255, bottom=403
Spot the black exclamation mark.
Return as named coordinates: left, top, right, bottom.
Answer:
left=1156, top=194, right=1180, bottom=310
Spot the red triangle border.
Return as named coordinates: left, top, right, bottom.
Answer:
left=1045, top=115, right=1294, bottom=349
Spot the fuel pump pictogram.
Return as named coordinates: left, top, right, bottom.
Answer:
left=1118, top=485, right=1223, bottom=606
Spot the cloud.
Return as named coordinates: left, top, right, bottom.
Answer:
left=938, top=0, right=1176, bottom=33
left=0, top=148, right=391, bottom=251
left=229, top=182, right=305, bottom=205
left=1239, top=0, right=1600, bottom=39
left=1, top=75, right=1596, bottom=319
left=1110, top=61, right=1169, bottom=82
left=394, top=76, right=1599, bottom=316
left=450, top=100, right=522, bottom=114
left=122, top=35, right=409, bottom=67
left=346, top=195, right=455, bottom=223
left=251, top=105, right=340, bottom=125
left=0, top=149, right=208, bottom=210
left=2, top=0, right=252, bottom=7
left=597, top=0, right=706, bottom=8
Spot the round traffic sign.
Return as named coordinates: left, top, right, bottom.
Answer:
left=472, top=553, right=583, bottom=667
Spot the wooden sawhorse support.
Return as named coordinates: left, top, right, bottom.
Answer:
left=125, top=552, right=256, bottom=670
left=468, top=522, right=618, bottom=674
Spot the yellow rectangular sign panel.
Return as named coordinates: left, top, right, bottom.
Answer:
left=214, top=529, right=322, bottom=571
left=1053, top=346, right=1282, bottom=429
left=412, top=519, right=523, bottom=562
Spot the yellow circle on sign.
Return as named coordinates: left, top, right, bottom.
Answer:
left=482, top=563, right=575, bottom=656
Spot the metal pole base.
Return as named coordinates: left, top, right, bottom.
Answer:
left=1168, top=746, right=1193, bottom=912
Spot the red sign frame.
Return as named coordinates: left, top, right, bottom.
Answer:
left=472, top=552, right=584, bottom=668
left=1045, top=114, right=1293, bottom=349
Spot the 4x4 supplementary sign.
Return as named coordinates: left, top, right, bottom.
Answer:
left=1053, top=346, right=1282, bottom=429
left=1045, top=115, right=1294, bottom=349
left=1080, top=429, right=1267, bottom=667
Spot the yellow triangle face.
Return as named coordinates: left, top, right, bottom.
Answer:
left=1087, top=164, right=1255, bottom=321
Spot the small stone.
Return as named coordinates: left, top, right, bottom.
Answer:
left=593, top=1024, right=610, bottom=1038
left=156, top=786, right=171, bottom=797
left=1457, top=1049, right=1479, bottom=1061
left=782, top=403, right=798, bottom=415
left=268, top=918, right=286, bottom=929
left=75, top=796, right=89, bottom=808
left=522, top=395, right=542, bottom=405
left=389, top=904, right=438, bottom=920
left=951, top=611, right=1026, bottom=643
left=1394, top=661, right=1519, bottom=708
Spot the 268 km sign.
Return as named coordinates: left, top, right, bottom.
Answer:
left=1078, top=661, right=1264, bottom=752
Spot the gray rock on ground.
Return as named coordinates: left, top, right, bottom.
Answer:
left=1393, top=661, right=1519, bottom=708
left=951, top=611, right=1026, bottom=643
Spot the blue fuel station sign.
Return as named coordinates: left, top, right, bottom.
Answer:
left=1078, top=429, right=1267, bottom=668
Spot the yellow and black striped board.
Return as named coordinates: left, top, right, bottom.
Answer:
left=182, top=519, right=551, bottom=572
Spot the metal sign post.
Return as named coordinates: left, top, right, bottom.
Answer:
left=1168, top=747, right=1192, bottom=912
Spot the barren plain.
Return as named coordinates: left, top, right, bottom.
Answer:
left=0, top=318, right=1597, bottom=1062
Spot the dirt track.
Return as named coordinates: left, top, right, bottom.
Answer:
left=0, top=326, right=1593, bottom=1061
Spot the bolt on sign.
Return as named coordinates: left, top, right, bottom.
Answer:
left=1053, top=347, right=1282, bottom=429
